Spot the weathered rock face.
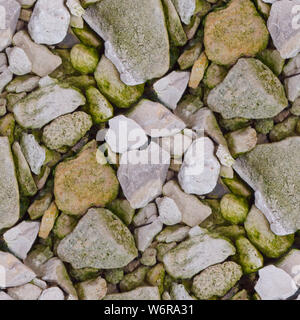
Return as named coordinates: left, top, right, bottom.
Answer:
left=54, top=141, right=119, bottom=216
left=42, top=112, right=93, bottom=150
left=207, top=58, right=288, bottom=119
left=234, top=138, right=300, bottom=235
left=13, top=83, right=86, bottom=129
left=0, top=0, right=21, bottom=52
left=118, top=142, right=170, bottom=209
left=28, top=0, right=70, bottom=45
left=83, top=0, right=170, bottom=85
left=171, top=0, right=198, bottom=25
left=204, top=0, right=269, bottom=65
left=57, top=208, right=138, bottom=269
left=162, top=232, right=236, bottom=279
left=0, top=137, right=19, bottom=230
left=267, top=0, right=300, bottom=59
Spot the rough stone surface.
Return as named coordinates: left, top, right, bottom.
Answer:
left=39, top=287, right=65, bottom=300
left=54, top=141, right=119, bottom=216
left=163, top=233, right=236, bottom=279
left=28, top=0, right=70, bottom=45
left=234, top=138, right=300, bottom=235
left=3, top=221, right=40, bottom=260
left=57, top=208, right=138, bottom=269
left=104, top=286, right=160, bottom=300
left=118, top=142, right=170, bottom=209
left=0, top=137, right=19, bottom=230
left=204, top=0, right=269, bottom=65
left=170, top=283, right=195, bottom=300
left=207, top=58, right=288, bottom=119
left=83, top=0, right=170, bottom=85
left=7, top=47, right=32, bottom=76
left=156, top=196, right=182, bottom=225
left=171, top=0, right=198, bottom=25
left=7, top=283, right=42, bottom=300
left=76, top=276, right=107, bottom=300
left=42, top=112, right=92, bottom=150
left=178, top=137, right=221, bottom=195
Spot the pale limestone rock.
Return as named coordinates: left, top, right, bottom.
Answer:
left=7, top=46, right=32, bottom=75
left=156, top=197, right=182, bottom=225
left=39, top=287, right=65, bottom=300
left=7, top=283, right=42, bottom=300
left=170, top=283, right=195, bottom=300
left=104, top=286, right=160, bottom=300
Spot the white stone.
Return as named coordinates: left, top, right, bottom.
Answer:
left=105, top=115, right=148, bottom=154
left=39, top=287, right=65, bottom=300
left=170, top=283, right=195, bottom=300
left=283, top=53, right=300, bottom=102
left=118, top=142, right=170, bottom=209
left=0, top=252, right=36, bottom=288
left=172, top=0, right=197, bottom=25
left=66, top=0, right=85, bottom=17
left=0, top=66, right=13, bottom=93
left=132, top=203, right=158, bottom=227
left=7, top=46, right=32, bottom=75
left=28, top=0, right=70, bottom=45
left=31, top=278, right=47, bottom=289
left=159, top=131, right=192, bottom=159
left=163, top=180, right=212, bottom=227
left=255, top=265, right=298, bottom=300
left=0, top=291, right=13, bottom=300
left=153, top=71, right=190, bottom=110
left=3, top=221, right=40, bottom=260
left=128, top=99, right=186, bottom=137
left=20, top=133, right=45, bottom=175
left=6, top=75, right=40, bottom=93
left=156, top=197, right=182, bottom=225
left=0, top=0, right=21, bottom=52
left=7, top=283, right=42, bottom=300
left=276, top=249, right=300, bottom=287
left=134, top=216, right=163, bottom=252
left=156, top=225, right=190, bottom=243
left=178, top=137, right=220, bottom=195
left=13, top=31, right=62, bottom=77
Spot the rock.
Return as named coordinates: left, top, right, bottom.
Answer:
left=12, top=142, right=37, bottom=197
left=57, top=208, right=138, bottom=269
left=171, top=0, right=199, bottom=25
left=13, top=31, right=62, bottom=77
left=256, top=49, right=285, bottom=76
left=255, top=118, right=274, bottom=135
left=220, top=194, right=249, bottom=225
left=85, top=86, right=114, bottom=124
left=53, top=213, right=78, bottom=239
left=20, top=133, right=45, bottom=175
left=140, top=248, right=157, bottom=267
left=54, top=141, right=119, bottom=215
left=28, top=0, right=70, bottom=45
left=208, top=58, right=287, bottom=119
left=0, top=0, right=21, bottom=52
left=39, top=287, right=65, bottom=300
left=244, top=206, right=294, bottom=258
left=204, top=0, right=268, bottom=65
left=177, top=42, right=202, bottom=71
left=3, top=221, right=40, bottom=260
left=42, top=112, right=92, bottom=150
left=118, top=142, right=170, bottom=209
left=153, top=71, right=190, bottom=110
left=13, top=83, right=86, bottom=129
left=146, top=263, right=165, bottom=294
left=105, top=115, right=148, bottom=154
left=128, top=99, right=186, bottom=137
left=6, top=74, right=40, bottom=93
left=94, top=56, right=144, bottom=109
left=0, top=67, right=13, bottom=94
left=24, top=244, right=53, bottom=276
left=104, top=269, right=124, bottom=285
left=192, top=261, right=243, bottom=300
left=178, top=137, right=221, bottom=195
left=291, top=97, right=300, bottom=116
left=133, top=203, right=157, bottom=227
left=134, top=216, right=163, bottom=252
left=0, top=292, right=13, bottom=300
left=269, top=116, right=298, bottom=142
left=163, top=233, right=236, bottom=279
left=7, top=47, right=32, bottom=76
left=0, top=137, right=19, bottom=230
left=255, top=265, right=297, bottom=300
left=267, top=0, right=300, bottom=59
left=235, top=236, right=264, bottom=274
left=120, top=266, right=149, bottom=292
left=156, top=197, right=182, bottom=225
left=170, top=283, right=195, bottom=300
left=156, top=225, right=190, bottom=243
left=0, top=252, right=36, bottom=288
left=7, top=283, right=42, bottom=300
left=70, top=44, right=99, bottom=74
left=283, top=54, right=300, bottom=102
left=163, top=180, right=212, bottom=227
left=17, top=0, right=37, bottom=8
left=203, top=63, right=228, bottom=89
left=233, top=137, right=300, bottom=235
left=104, top=286, right=160, bottom=300
left=189, top=52, right=209, bottom=89
left=39, top=257, right=78, bottom=299
left=83, top=0, right=169, bottom=85
left=39, top=201, right=59, bottom=239
left=277, top=249, right=300, bottom=286
left=76, top=276, right=107, bottom=300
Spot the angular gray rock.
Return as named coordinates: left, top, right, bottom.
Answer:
left=83, top=0, right=169, bottom=85
left=118, top=142, right=170, bottom=209
left=28, top=0, right=70, bottom=45
left=7, top=47, right=32, bottom=76
left=178, top=137, right=220, bottom=195
left=57, top=208, right=138, bottom=269
left=13, top=83, right=86, bottom=129
left=283, top=53, right=300, bottom=102
left=0, top=137, right=19, bottom=230
left=3, top=221, right=40, bottom=260
left=233, top=137, right=300, bottom=235
left=207, top=58, right=288, bottom=119
left=267, top=0, right=300, bottom=59
left=171, top=0, right=198, bottom=25
left=0, top=0, right=20, bottom=52
left=0, top=66, right=13, bottom=94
